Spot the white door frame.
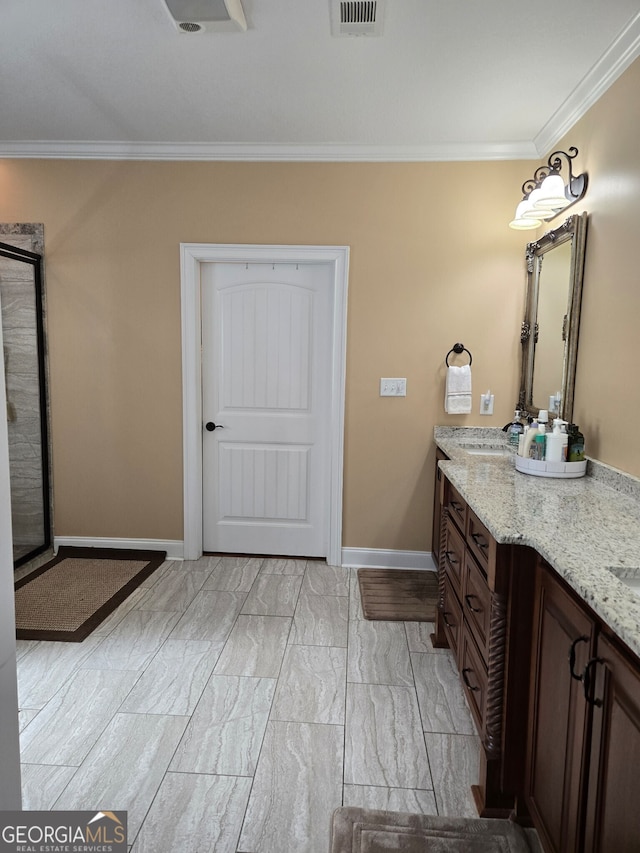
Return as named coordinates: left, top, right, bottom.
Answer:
left=181, top=244, right=349, bottom=565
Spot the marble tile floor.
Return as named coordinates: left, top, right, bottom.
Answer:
left=15, top=555, right=527, bottom=853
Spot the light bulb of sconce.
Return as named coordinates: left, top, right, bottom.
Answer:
left=522, top=187, right=555, bottom=218
left=534, top=173, right=570, bottom=210
left=509, top=199, right=541, bottom=230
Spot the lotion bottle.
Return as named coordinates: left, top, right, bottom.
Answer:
left=546, top=418, right=569, bottom=462
left=521, top=420, right=538, bottom=458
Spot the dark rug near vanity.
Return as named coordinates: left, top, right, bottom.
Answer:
left=357, top=569, right=438, bottom=621
left=330, top=808, right=534, bottom=852
left=14, top=547, right=166, bottom=642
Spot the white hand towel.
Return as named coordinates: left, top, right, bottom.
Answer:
left=445, top=364, right=472, bottom=414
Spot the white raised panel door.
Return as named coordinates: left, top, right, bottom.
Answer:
left=201, top=262, right=332, bottom=556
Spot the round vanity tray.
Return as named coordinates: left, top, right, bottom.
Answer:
left=515, top=455, right=587, bottom=479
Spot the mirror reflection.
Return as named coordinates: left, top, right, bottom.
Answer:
left=519, top=213, right=588, bottom=423
left=531, top=239, right=572, bottom=413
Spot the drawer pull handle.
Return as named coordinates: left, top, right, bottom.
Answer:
left=443, top=611, right=454, bottom=628
left=568, top=635, right=589, bottom=681
left=464, top=594, right=482, bottom=613
left=450, top=500, right=463, bottom=511
left=582, top=657, right=604, bottom=707
left=470, top=532, right=488, bottom=552
left=462, top=667, right=479, bottom=692
left=445, top=551, right=458, bottom=566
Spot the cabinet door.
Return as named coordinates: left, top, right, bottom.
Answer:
left=441, top=573, right=463, bottom=661
left=462, top=550, right=491, bottom=659
left=460, top=625, right=488, bottom=731
left=525, top=561, right=596, bottom=853
left=443, top=517, right=465, bottom=600
left=584, top=633, right=640, bottom=853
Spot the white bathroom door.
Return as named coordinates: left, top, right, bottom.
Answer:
left=201, top=261, right=332, bottom=556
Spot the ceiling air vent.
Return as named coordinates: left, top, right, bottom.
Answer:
left=162, top=0, right=247, bottom=33
left=331, top=1, right=384, bottom=37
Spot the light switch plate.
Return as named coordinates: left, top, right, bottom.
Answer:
left=380, top=378, right=407, bottom=397
left=480, top=393, right=494, bottom=415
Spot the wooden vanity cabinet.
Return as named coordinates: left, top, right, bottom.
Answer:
left=525, top=558, right=640, bottom=853
left=433, top=473, right=535, bottom=816
left=524, top=559, right=597, bottom=853
left=583, top=631, right=640, bottom=853
left=431, top=452, right=640, bottom=847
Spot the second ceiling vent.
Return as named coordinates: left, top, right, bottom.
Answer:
left=331, top=1, right=385, bottom=37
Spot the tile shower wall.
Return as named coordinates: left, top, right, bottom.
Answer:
left=0, top=224, right=49, bottom=562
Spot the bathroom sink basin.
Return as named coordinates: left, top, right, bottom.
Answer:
left=606, top=566, right=640, bottom=599
left=463, top=447, right=510, bottom=456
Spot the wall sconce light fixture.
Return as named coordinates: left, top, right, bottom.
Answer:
left=509, top=146, right=588, bottom=230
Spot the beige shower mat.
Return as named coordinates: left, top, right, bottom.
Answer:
left=14, top=547, right=166, bottom=641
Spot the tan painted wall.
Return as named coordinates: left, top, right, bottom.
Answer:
left=548, top=57, right=640, bottom=475
left=0, top=158, right=530, bottom=550
left=2, top=54, right=638, bottom=554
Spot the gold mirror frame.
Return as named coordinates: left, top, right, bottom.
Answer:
left=518, top=212, right=588, bottom=423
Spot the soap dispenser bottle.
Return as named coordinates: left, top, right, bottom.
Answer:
left=507, top=409, right=525, bottom=448
left=567, top=424, right=585, bottom=462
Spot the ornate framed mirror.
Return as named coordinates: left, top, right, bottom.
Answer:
left=518, top=212, right=588, bottom=423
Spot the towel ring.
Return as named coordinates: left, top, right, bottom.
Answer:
left=445, top=342, right=472, bottom=367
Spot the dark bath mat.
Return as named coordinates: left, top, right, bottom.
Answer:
left=14, top=546, right=166, bottom=642
left=357, top=568, right=438, bottom=621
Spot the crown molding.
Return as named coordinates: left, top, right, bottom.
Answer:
left=535, top=11, right=640, bottom=155
left=0, top=139, right=538, bottom=163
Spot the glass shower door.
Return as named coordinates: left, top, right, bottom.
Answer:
left=0, top=239, right=51, bottom=566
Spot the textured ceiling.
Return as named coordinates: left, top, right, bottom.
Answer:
left=2, top=0, right=639, bottom=160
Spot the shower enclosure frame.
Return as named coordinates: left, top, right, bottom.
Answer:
left=0, top=238, right=52, bottom=567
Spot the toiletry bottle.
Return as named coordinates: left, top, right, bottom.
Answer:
left=546, top=418, right=569, bottom=462
left=528, top=411, right=548, bottom=459
left=567, top=424, right=585, bottom=462
left=560, top=422, right=569, bottom=461
left=537, top=409, right=549, bottom=434
left=521, top=420, right=538, bottom=458
left=507, top=409, right=525, bottom=448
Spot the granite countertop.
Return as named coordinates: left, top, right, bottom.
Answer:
left=434, top=426, right=640, bottom=660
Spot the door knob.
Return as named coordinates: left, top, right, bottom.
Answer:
left=205, top=422, right=225, bottom=431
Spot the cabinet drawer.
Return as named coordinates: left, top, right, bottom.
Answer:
left=443, top=517, right=465, bottom=599
left=462, top=551, right=492, bottom=660
left=467, top=508, right=495, bottom=577
left=460, top=627, right=488, bottom=732
left=446, top=481, right=468, bottom=534
left=442, top=574, right=463, bottom=661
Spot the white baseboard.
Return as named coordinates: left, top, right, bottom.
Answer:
left=53, top=537, right=184, bottom=560
left=341, top=548, right=436, bottom=571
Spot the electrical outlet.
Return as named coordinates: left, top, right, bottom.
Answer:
left=380, top=378, right=407, bottom=397
left=480, top=392, right=494, bottom=415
